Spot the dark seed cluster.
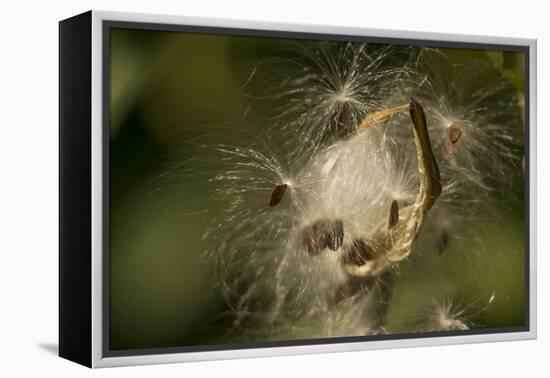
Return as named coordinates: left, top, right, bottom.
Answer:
left=302, top=219, right=344, bottom=255
left=301, top=217, right=377, bottom=267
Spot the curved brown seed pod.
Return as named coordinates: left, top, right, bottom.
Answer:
left=356, top=103, right=411, bottom=132
left=409, top=98, right=442, bottom=211
left=388, top=199, right=399, bottom=229
left=344, top=99, right=443, bottom=278
left=269, top=183, right=288, bottom=207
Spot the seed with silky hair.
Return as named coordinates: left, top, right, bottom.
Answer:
left=326, top=103, right=347, bottom=132
left=303, top=219, right=344, bottom=255
left=269, top=183, right=288, bottom=207
left=327, top=219, right=344, bottom=251
left=388, top=199, right=399, bottom=229
left=448, top=126, right=463, bottom=145
left=341, top=238, right=376, bottom=266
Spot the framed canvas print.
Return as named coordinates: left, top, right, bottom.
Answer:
left=59, top=10, right=537, bottom=368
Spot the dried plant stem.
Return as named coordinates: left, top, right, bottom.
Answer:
left=356, top=103, right=411, bottom=132
left=345, top=99, right=442, bottom=278
left=338, top=99, right=442, bottom=334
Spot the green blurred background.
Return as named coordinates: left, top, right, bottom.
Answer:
left=109, top=28, right=526, bottom=351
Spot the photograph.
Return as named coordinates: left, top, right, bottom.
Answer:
left=1, top=0, right=547, bottom=377
left=108, top=27, right=527, bottom=352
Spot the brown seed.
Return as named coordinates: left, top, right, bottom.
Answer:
left=302, top=218, right=344, bottom=255
left=388, top=199, right=399, bottom=229
left=437, top=229, right=449, bottom=256
left=327, top=103, right=346, bottom=132
left=269, top=183, right=288, bottom=207
left=448, top=126, right=463, bottom=145
left=341, top=238, right=376, bottom=266
left=303, top=220, right=330, bottom=255
left=326, top=219, right=344, bottom=251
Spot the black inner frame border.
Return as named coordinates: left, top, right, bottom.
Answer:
left=102, top=19, right=531, bottom=358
